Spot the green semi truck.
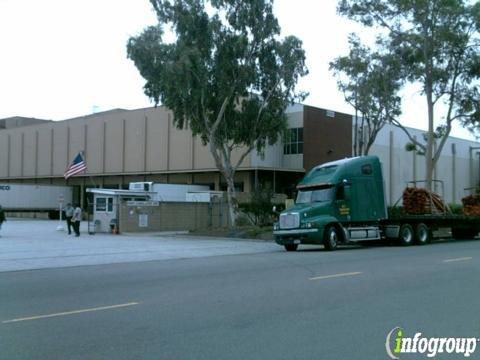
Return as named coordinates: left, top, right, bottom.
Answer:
left=273, top=156, right=480, bottom=251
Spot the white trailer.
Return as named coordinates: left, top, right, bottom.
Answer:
left=129, top=182, right=210, bottom=202
left=0, top=183, right=73, bottom=217
left=186, top=191, right=224, bottom=202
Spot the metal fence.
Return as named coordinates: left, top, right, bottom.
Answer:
left=119, top=200, right=230, bottom=233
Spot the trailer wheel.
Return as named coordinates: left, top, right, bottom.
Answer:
left=284, top=244, right=298, bottom=252
left=324, top=225, right=339, bottom=251
left=399, top=224, right=414, bottom=246
left=415, top=223, right=431, bottom=245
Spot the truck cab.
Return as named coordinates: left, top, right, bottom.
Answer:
left=274, top=156, right=387, bottom=251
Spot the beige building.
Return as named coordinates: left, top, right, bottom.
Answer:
left=0, top=104, right=479, bottom=208
left=0, top=106, right=307, bottom=207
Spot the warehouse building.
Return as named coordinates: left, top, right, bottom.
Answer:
left=0, top=104, right=479, bottom=208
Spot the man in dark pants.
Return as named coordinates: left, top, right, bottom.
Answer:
left=63, top=203, right=74, bottom=235
left=0, top=205, right=5, bottom=236
left=72, top=204, right=82, bottom=237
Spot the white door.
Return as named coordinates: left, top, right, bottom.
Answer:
left=94, top=196, right=115, bottom=232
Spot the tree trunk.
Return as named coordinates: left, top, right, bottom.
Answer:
left=208, top=137, right=238, bottom=229
left=354, top=95, right=358, bottom=157
left=359, top=114, right=365, bottom=155
left=224, top=172, right=237, bottom=228
left=425, top=83, right=434, bottom=193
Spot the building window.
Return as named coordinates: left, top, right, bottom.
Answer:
left=220, top=182, right=244, bottom=192
left=284, top=128, right=303, bottom=155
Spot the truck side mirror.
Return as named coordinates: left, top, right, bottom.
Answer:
left=337, top=184, right=351, bottom=201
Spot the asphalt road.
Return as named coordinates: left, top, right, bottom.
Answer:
left=2, top=239, right=480, bottom=360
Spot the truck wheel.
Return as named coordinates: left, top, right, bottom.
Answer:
left=284, top=244, right=298, bottom=252
left=415, top=223, right=431, bottom=245
left=324, top=225, right=339, bottom=251
left=399, top=224, right=414, bottom=246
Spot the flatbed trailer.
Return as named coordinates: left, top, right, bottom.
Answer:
left=381, top=214, right=480, bottom=244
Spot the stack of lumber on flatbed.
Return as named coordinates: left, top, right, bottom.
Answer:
left=403, top=187, right=446, bottom=215
left=462, top=195, right=480, bottom=216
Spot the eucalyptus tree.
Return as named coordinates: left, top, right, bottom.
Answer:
left=330, top=35, right=402, bottom=155
left=127, top=0, right=307, bottom=227
left=338, top=0, right=480, bottom=191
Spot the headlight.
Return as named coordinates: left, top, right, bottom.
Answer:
left=273, top=222, right=279, bottom=231
left=306, top=222, right=312, bottom=228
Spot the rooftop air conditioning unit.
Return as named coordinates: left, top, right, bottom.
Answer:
left=129, top=182, right=153, bottom=192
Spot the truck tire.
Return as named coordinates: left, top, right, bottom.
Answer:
left=324, top=225, right=339, bottom=251
left=284, top=244, right=298, bottom=252
left=415, top=223, right=431, bottom=245
left=399, top=223, right=414, bottom=246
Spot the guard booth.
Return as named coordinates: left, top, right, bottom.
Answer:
left=86, top=188, right=153, bottom=233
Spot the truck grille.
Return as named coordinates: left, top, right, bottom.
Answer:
left=279, top=213, right=300, bottom=229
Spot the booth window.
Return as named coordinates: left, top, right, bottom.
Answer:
left=96, top=197, right=113, bottom=212
left=96, top=198, right=106, bottom=211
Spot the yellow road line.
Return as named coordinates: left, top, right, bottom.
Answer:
left=2, top=302, right=139, bottom=324
left=309, top=271, right=362, bottom=281
left=443, top=257, right=473, bottom=263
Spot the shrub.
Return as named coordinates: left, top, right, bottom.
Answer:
left=239, top=186, right=275, bottom=226
left=236, top=214, right=253, bottom=227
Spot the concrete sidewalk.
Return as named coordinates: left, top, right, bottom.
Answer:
left=0, top=219, right=279, bottom=272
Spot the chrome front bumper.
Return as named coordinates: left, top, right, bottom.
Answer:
left=273, top=228, right=319, bottom=235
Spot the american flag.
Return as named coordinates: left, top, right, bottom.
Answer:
left=64, top=152, right=87, bottom=179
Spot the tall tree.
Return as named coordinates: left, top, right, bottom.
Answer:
left=330, top=35, right=402, bottom=155
left=127, top=0, right=307, bottom=227
left=338, top=0, right=480, bottom=191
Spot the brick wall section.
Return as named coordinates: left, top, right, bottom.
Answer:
left=119, top=201, right=230, bottom=232
left=303, top=106, right=353, bottom=171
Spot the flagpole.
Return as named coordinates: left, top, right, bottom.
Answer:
left=88, top=176, right=97, bottom=188
left=63, top=151, right=88, bottom=232
left=56, top=196, right=64, bottom=231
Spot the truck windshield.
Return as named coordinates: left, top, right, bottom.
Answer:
left=315, top=165, right=338, bottom=174
left=296, top=186, right=335, bottom=204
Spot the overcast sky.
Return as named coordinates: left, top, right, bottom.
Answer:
left=0, top=0, right=476, bottom=140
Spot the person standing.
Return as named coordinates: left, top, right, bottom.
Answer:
left=63, top=203, right=74, bottom=235
left=0, top=205, right=5, bottom=236
left=72, top=204, right=82, bottom=237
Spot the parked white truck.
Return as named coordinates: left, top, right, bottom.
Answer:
left=0, top=183, right=73, bottom=218
left=129, top=182, right=211, bottom=202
